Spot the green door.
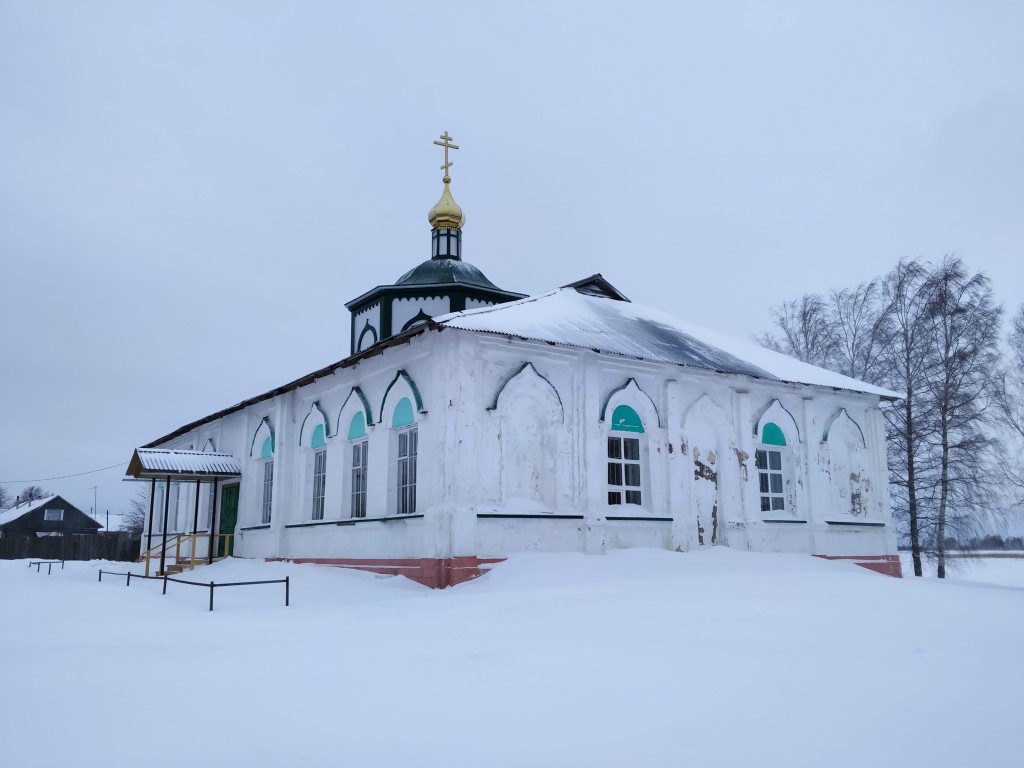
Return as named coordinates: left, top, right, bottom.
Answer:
left=218, top=484, right=239, bottom=557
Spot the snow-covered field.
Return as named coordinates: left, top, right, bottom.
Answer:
left=899, top=550, right=1024, bottom=587
left=1, top=549, right=1021, bottom=768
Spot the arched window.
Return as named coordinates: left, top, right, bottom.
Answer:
left=393, top=397, right=417, bottom=515
left=310, top=424, right=327, bottom=521
left=251, top=419, right=275, bottom=525
left=298, top=404, right=330, bottom=522
left=348, top=412, right=368, bottom=518
left=608, top=404, right=644, bottom=506
left=755, top=421, right=786, bottom=513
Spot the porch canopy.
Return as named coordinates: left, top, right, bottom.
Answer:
left=126, top=448, right=242, bottom=575
left=126, top=448, right=242, bottom=481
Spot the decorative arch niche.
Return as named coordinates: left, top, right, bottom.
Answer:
left=488, top=362, right=564, bottom=421
left=299, top=402, right=331, bottom=448
left=488, top=362, right=564, bottom=510
left=600, top=378, right=661, bottom=430
left=336, top=387, right=374, bottom=439
left=379, top=370, right=425, bottom=426
left=753, top=399, right=800, bottom=445
left=250, top=417, right=275, bottom=458
left=682, top=394, right=731, bottom=545
left=357, top=321, right=378, bottom=353
left=823, top=408, right=869, bottom=517
left=822, top=408, right=866, bottom=448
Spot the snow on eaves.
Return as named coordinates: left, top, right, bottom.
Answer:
left=127, top=448, right=242, bottom=478
left=0, top=495, right=58, bottom=527
left=436, top=288, right=900, bottom=399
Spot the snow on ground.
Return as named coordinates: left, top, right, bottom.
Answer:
left=899, top=551, right=1024, bottom=587
left=1, top=549, right=1021, bottom=768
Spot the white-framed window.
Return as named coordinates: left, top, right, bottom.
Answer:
left=262, top=459, right=274, bottom=524
left=755, top=421, right=789, bottom=514
left=607, top=404, right=645, bottom=506
left=607, top=436, right=642, bottom=505
left=43, top=508, right=63, bottom=522
left=311, top=449, right=327, bottom=520
left=350, top=440, right=368, bottom=518
left=755, top=448, right=785, bottom=512
left=396, top=427, right=417, bottom=515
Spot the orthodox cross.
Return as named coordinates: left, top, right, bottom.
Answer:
left=433, top=131, right=459, bottom=180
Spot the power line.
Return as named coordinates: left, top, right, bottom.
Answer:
left=0, top=462, right=128, bottom=484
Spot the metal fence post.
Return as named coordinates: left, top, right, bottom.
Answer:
left=127, top=572, right=131, bottom=587
left=98, top=569, right=103, bottom=583
left=163, top=573, right=168, bottom=595
left=285, top=576, right=290, bottom=607
left=209, top=582, right=215, bottom=612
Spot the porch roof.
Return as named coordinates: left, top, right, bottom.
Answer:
left=126, top=448, right=242, bottom=481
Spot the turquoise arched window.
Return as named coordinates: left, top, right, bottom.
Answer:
left=260, top=436, right=274, bottom=458
left=348, top=412, right=367, bottom=440
left=611, top=404, right=644, bottom=433
left=608, top=404, right=644, bottom=506
left=311, top=424, right=326, bottom=449
left=761, top=422, right=786, bottom=446
left=392, top=397, right=414, bottom=428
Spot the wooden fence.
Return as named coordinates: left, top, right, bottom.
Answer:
left=0, top=532, right=141, bottom=562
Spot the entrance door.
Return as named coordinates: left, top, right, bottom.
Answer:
left=219, top=484, right=239, bottom=557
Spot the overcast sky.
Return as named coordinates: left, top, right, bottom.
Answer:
left=1, top=1, right=1022, bottom=522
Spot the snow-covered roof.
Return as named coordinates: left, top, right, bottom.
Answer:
left=437, top=288, right=899, bottom=399
left=126, top=448, right=242, bottom=480
left=0, top=495, right=59, bottom=527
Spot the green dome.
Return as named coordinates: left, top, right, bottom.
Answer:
left=395, top=258, right=500, bottom=290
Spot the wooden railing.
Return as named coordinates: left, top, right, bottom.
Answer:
left=141, top=533, right=234, bottom=577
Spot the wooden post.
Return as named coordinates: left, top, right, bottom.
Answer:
left=209, top=479, right=219, bottom=565
left=159, top=477, right=171, bottom=576
left=146, top=478, right=156, bottom=557
left=191, top=479, right=201, bottom=568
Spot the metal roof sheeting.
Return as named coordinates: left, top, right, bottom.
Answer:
left=127, top=449, right=242, bottom=479
left=437, top=288, right=899, bottom=399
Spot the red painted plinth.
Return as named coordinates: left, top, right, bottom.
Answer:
left=266, top=555, right=506, bottom=588
left=815, top=554, right=902, bottom=578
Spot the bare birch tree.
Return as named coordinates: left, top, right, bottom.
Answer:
left=879, top=258, right=936, bottom=577
left=829, top=279, right=888, bottom=382
left=121, top=487, right=148, bottom=533
left=18, top=485, right=48, bottom=503
left=922, top=257, right=1002, bottom=578
left=757, top=294, right=838, bottom=368
left=994, top=304, right=1024, bottom=507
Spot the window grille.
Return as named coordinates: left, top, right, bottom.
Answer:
left=351, top=441, right=368, bottom=518
left=262, top=460, right=274, bottom=524
left=607, top=436, right=642, bottom=505
left=312, top=449, right=327, bottom=520
left=396, top=428, right=418, bottom=515
left=755, top=449, right=786, bottom=512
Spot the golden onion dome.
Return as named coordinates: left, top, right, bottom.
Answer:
left=427, top=177, right=464, bottom=230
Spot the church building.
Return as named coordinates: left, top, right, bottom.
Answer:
left=127, top=133, right=901, bottom=586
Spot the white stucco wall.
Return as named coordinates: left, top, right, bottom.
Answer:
left=391, top=295, right=450, bottom=333
left=143, top=323, right=897, bottom=565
